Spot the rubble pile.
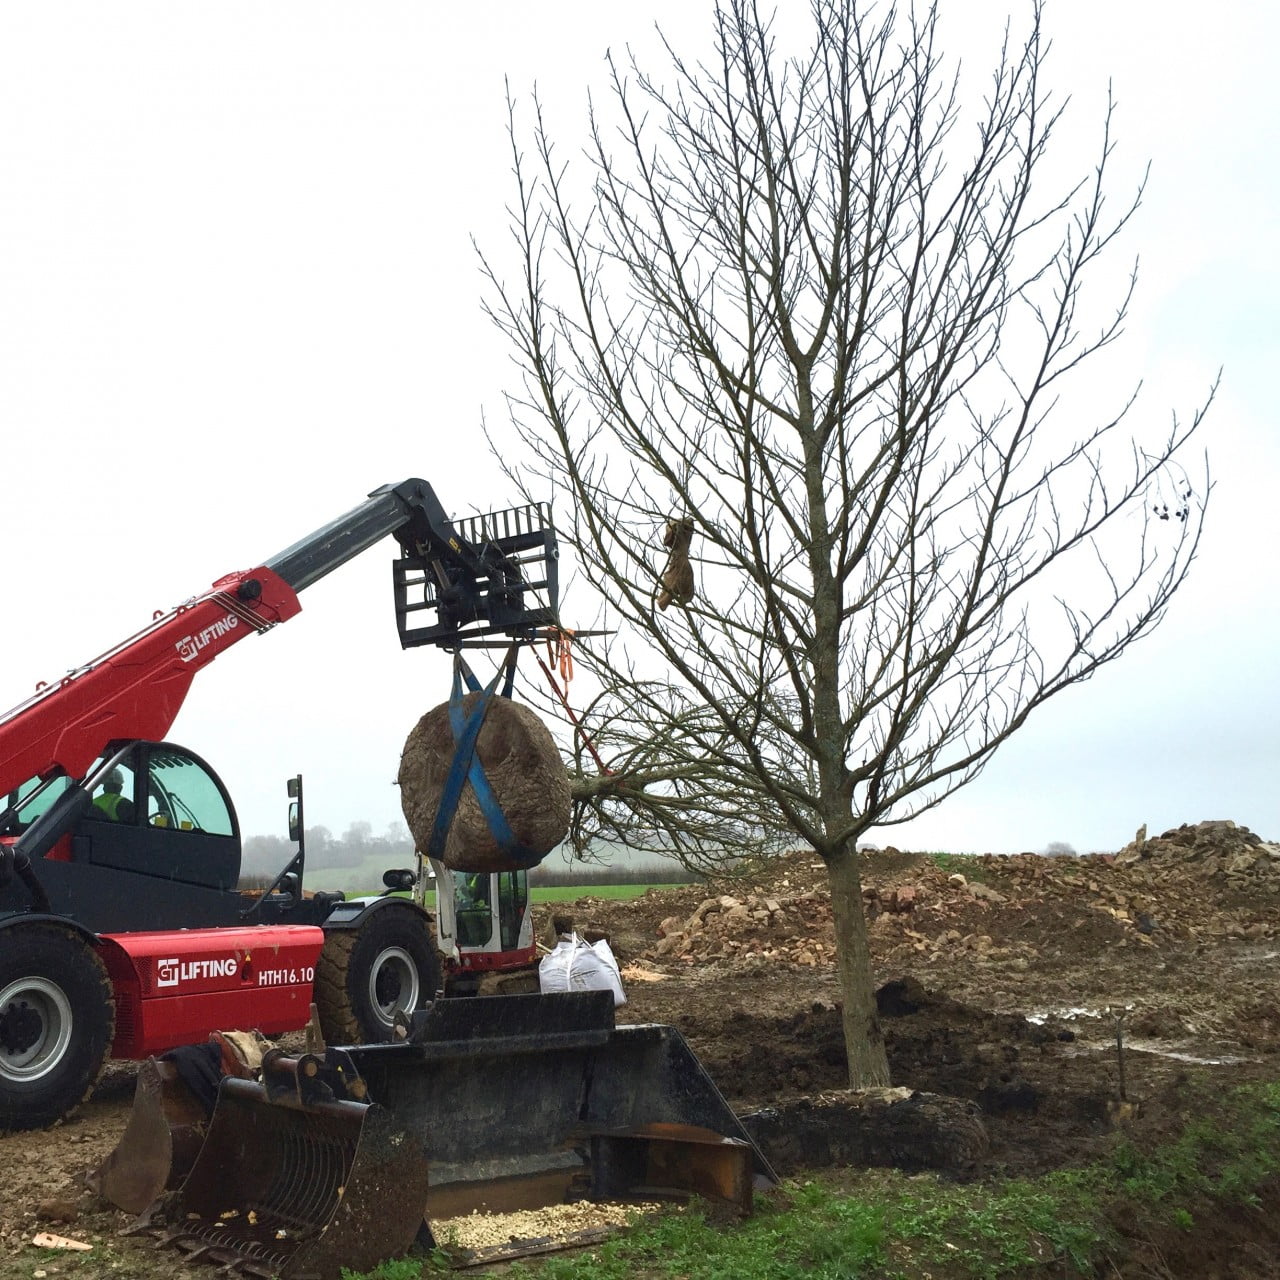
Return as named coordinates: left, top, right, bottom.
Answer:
left=609, top=820, right=1279, bottom=974
left=652, top=887, right=839, bottom=968
left=1113, top=819, right=1280, bottom=881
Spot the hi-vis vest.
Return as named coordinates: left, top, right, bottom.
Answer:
left=93, top=792, right=129, bottom=820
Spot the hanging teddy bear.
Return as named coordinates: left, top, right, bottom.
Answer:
left=657, top=516, right=696, bottom=610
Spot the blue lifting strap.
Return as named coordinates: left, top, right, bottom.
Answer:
left=426, top=647, right=542, bottom=869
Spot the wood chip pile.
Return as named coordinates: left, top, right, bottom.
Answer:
left=436, top=1199, right=661, bottom=1252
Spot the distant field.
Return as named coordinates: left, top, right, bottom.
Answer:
left=301, top=881, right=664, bottom=906
left=425, top=883, right=656, bottom=907
left=299, top=853, right=415, bottom=896
left=293, top=854, right=689, bottom=900
left=531, top=883, right=655, bottom=903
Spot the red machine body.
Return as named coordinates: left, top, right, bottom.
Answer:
left=99, top=925, right=323, bottom=1059
left=0, top=569, right=300, bottom=796
left=450, top=943, right=539, bottom=975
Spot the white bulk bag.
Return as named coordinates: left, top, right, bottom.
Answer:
left=538, top=933, right=627, bottom=1008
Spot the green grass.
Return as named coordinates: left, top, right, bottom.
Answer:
left=926, top=852, right=972, bottom=874
left=339, top=1080, right=1280, bottom=1280
left=1101, top=1080, right=1280, bottom=1207
left=530, top=883, right=657, bottom=903
left=927, top=851, right=996, bottom=884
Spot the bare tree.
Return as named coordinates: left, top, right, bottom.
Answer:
left=482, top=0, right=1212, bottom=1087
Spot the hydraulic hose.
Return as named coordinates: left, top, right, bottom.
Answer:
left=8, top=844, right=50, bottom=914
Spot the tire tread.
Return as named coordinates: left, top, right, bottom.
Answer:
left=0, top=924, right=115, bottom=1132
left=315, top=929, right=360, bottom=1044
left=315, top=906, right=440, bottom=1045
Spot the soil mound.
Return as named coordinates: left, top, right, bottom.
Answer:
left=742, top=1088, right=989, bottom=1176
left=577, top=829, right=1279, bottom=988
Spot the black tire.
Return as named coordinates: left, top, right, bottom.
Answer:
left=0, top=925, right=115, bottom=1132
left=315, top=905, right=441, bottom=1045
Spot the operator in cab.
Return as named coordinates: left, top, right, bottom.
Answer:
left=90, top=768, right=135, bottom=823
left=456, top=870, right=489, bottom=910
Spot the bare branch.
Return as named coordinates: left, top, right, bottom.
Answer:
left=481, top=0, right=1213, bottom=1087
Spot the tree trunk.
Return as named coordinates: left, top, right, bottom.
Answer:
left=826, top=846, right=891, bottom=1087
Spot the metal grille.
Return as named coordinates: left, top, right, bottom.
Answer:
left=395, top=501, right=559, bottom=648
left=163, top=1101, right=355, bottom=1275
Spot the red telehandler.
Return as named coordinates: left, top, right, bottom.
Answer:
left=0, top=478, right=559, bottom=1130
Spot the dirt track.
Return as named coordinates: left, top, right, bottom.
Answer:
left=2, top=824, right=1277, bottom=1277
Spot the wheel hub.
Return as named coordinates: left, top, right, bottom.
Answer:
left=0, top=1000, right=43, bottom=1055
left=368, top=946, right=419, bottom=1026
left=375, top=967, right=402, bottom=1008
left=0, top=977, right=73, bottom=1080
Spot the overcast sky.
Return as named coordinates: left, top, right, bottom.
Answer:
left=1, top=2, right=1275, bottom=856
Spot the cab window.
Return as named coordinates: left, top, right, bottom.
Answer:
left=453, top=870, right=494, bottom=946
left=146, top=748, right=234, bottom=836
left=3, top=775, right=70, bottom=834
left=498, top=870, right=528, bottom=950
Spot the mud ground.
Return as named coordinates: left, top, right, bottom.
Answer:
left=2, top=838, right=1277, bottom=1278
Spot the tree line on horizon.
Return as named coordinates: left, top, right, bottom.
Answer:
left=241, top=821, right=701, bottom=886
left=241, top=821, right=413, bottom=878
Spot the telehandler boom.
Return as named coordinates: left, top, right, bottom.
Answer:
left=0, top=479, right=558, bottom=1129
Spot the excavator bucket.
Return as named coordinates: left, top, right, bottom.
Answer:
left=343, top=991, right=775, bottom=1220
left=139, top=993, right=772, bottom=1277
left=156, top=1066, right=430, bottom=1280
left=86, top=1058, right=208, bottom=1214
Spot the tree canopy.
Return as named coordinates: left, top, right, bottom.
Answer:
left=484, top=0, right=1212, bottom=1085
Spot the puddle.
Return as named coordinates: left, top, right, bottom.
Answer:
left=1122, top=1040, right=1259, bottom=1067
left=1056, top=1037, right=1258, bottom=1067
left=1026, top=1007, right=1104, bottom=1025
left=1026, top=1007, right=1259, bottom=1067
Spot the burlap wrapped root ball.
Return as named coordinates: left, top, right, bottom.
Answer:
left=398, top=694, right=571, bottom=873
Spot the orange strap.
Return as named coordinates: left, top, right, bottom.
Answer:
left=546, top=627, right=574, bottom=685
left=536, top=631, right=613, bottom=779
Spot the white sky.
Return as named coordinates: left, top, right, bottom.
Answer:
left=0, top=2, right=1275, bottom=855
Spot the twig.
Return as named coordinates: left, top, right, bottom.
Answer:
left=1114, top=1007, right=1128, bottom=1102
